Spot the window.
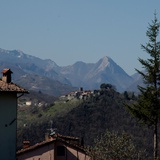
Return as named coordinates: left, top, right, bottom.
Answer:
left=57, top=146, right=65, bottom=156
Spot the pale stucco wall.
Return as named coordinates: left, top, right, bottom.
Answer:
left=0, top=92, right=17, bottom=160
left=66, top=146, right=91, bottom=160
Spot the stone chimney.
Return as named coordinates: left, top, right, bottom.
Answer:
left=45, top=132, right=57, bottom=141
left=45, top=133, right=50, bottom=141
left=2, top=68, right=13, bottom=83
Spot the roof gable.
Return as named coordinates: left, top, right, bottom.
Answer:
left=17, top=134, right=85, bottom=155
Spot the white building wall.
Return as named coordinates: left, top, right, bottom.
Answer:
left=0, top=92, right=17, bottom=160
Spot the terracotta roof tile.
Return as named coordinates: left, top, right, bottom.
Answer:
left=17, top=135, right=85, bottom=155
left=2, top=68, right=13, bottom=74
left=17, top=140, right=53, bottom=154
left=0, top=80, right=28, bottom=93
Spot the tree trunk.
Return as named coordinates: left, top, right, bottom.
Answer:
left=154, top=122, right=158, bottom=159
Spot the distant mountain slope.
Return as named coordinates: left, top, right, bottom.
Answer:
left=0, top=48, right=70, bottom=85
left=0, top=48, right=140, bottom=92
left=15, top=74, right=77, bottom=97
left=60, top=56, right=134, bottom=91
left=60, top=61, right=94, bottom=89
left=0, top=48, right=77, bottom=96
left=86, top=57, right=133, bottom=91
left=127, top=72, right=144, bottom=93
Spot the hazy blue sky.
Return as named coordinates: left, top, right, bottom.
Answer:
left=0, top=0, right=160, bottom=75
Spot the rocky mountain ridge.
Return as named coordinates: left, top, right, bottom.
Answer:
left=0, top=48, right=141, bottom=95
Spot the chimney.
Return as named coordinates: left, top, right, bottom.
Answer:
left=23, top=140, right=30, bottom=149
left=45, top=133, right=50, bottom=141
left=81, top=137, right=84, bottom=147
left=2, top=68, right=13, bottom=83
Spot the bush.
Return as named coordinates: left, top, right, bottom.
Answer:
left=85, top=130, right=146, bottom=160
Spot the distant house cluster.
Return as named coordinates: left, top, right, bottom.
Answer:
left=18, top=100, right=48, bottom=108
left=60, top=87, right=99, bottom=101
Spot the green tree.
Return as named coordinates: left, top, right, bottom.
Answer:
left=85, top=130, right=140, bottom=160
left=127, top=13, right=160, bottom=159
left=124, top=91, right=130, bottom=100
left=100, top=83, right=113, bottom=90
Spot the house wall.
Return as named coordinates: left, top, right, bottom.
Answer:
left=66, top=146, right=91, bottom=160
left=55, top=141, right=90, bottom=160
left=0, top=92, right=17, bottom=160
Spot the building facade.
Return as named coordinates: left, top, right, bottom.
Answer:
left=0, top=68, right=28, bottom=160
left=17, top=133, right=91, bottom=160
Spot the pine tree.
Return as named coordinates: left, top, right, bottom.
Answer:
left=127, top=13, right=160, bottom=159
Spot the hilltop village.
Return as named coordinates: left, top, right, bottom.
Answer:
left=18, top=87, right=102, bottom=108
left=60, top=87, right=99, bottom=101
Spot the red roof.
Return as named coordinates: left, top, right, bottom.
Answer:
left=0, top=80, right=28, bottom=93
left=0, top=68, right=28, bottom=93
left=2, top=68, right=13, bottom=74
left=17, top=134, right=85, bottom=155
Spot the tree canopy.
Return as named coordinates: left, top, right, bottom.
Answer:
left=85, top=130, right=146, bottom=160
left=126, top=13, right=160, bottom=159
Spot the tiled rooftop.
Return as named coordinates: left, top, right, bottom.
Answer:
left=17, top=133, right=84, bottom=155
left=2, top=68, right=13, bottom=74
left=0, top=79, right=28, bottom=93
left=0, top=68, right=28, bottom=93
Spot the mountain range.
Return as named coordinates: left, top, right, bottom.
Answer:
left=0, top=48, right=142, bottom=96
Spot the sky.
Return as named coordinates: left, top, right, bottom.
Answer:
left=0, top=0, right=160, bottom=75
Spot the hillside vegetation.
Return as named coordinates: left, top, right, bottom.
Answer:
left=17, top=84, right=154, bottom=158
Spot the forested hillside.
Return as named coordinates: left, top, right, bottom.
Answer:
left=17, top=85, right=154, bottom=158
